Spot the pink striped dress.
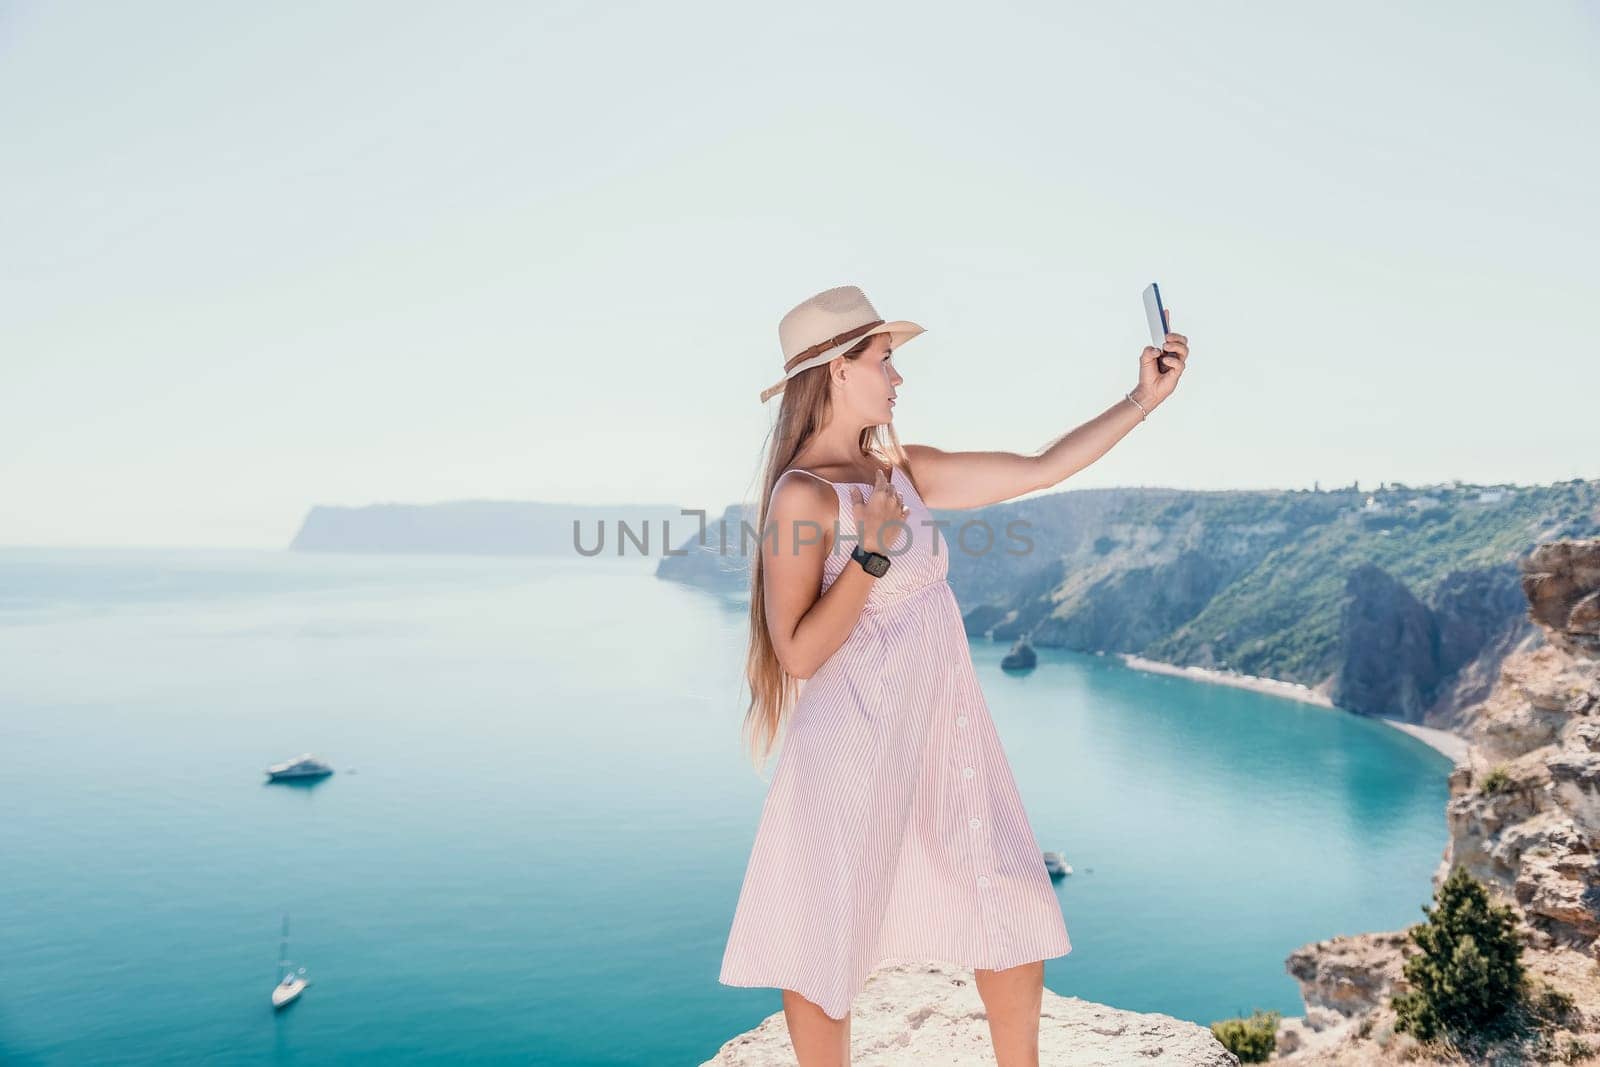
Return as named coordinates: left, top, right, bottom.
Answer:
left=718, top=464, right=1071, bottom=1021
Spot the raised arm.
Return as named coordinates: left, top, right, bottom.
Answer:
left=904, top=321, right=1189, bottom=510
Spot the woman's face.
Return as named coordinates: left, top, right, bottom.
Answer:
left=843, top=334, right=902, bottom=425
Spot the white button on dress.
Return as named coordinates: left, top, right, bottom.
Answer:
left=720, top=465, right=1072, bottom=1023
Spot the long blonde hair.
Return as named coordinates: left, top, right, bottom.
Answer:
left=740, top=334, right=916, bottom=773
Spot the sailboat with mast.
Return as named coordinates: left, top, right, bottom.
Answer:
left=271, top=912, right=309, bottom=1009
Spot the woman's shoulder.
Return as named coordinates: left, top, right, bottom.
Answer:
left=771, top=468, right=841, bottom=514
left=768, top=471, right=841, bottom=557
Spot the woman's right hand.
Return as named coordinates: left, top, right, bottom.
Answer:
left=1135, top=308, right=1188, bottom=409
left=848, top=468, right=910, bottom=557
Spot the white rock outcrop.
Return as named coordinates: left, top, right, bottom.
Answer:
left=703, top=960, right=1239, bottom=1065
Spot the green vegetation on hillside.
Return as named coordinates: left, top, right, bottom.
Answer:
left=1142, top=480, right=1599, bottom=684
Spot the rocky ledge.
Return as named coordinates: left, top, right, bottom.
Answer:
left=702, top=960, right=1239, bottom=1065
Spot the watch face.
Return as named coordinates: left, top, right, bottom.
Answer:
left=851, top=543, right=890, bottom=577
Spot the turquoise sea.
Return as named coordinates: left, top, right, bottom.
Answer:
left=0, top=547, right=1454, bottom=1065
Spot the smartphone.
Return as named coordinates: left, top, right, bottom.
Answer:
left=1142, top=282, right=1172, bottom=373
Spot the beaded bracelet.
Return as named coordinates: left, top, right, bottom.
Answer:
left=1124, top=390, right=1149, bottom=420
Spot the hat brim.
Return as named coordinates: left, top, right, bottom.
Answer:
left=759, top=320, right=925, bottom=403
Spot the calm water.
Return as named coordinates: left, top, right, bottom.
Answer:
left=0, top=547, right=1453, bottom=1066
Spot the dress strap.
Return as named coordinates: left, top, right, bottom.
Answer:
left=779, top=465, right=896, bottom=487
left=779, top=468, right=838, bottom=488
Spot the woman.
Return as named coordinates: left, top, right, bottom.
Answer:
left=718, top=284, right=1189, bottom=1067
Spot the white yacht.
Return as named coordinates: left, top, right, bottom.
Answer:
left=1042, top=851, right=1073, bottom=878
left=273, top=969, right=308, bottom=1009
left=265, top=753, right=333, bottom=781
left=271, top=914, right=310, bottom=1009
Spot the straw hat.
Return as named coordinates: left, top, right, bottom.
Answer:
left=759, top=285, right=925, bottom=404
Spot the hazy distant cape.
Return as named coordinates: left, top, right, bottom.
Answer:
left=289, top=501, right=687, bottom=557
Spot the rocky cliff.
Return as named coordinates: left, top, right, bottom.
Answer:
left=1273, top=539, right=1600, bottom=1064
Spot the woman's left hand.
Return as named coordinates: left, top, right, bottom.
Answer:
left=1135, top=310, right=1188, bottom=408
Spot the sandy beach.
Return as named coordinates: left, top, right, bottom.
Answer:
left=1117, top=653, right=1470, bottom=765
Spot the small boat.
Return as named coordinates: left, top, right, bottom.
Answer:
left=271, top=913, right=309, bottom=1009
left=273, top=969, right=308, bottom=1009
left=1042, top=851, right=1072, bottom=879
left=265, top=753, right=333, bottom=781
left=1001, top=638, right=1037, bottom=672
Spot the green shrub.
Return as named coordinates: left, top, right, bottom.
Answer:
left=1209, top=1008, right=1281, bottom=1063
left=1479, top=765, right=1512, bottom=795
left=1391, top=864, right=1526, bottom=1043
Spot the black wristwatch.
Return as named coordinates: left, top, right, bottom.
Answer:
left=851, top=542, right=891, bottom=578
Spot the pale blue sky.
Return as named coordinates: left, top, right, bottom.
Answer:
left=3, top=2, right=1595, bottom=548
